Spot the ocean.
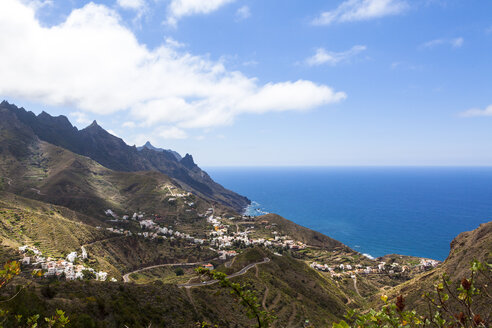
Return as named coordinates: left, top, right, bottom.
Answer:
left=205, top=167, right=492, bottom=261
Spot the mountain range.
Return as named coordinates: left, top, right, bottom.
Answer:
left=0, top=101, right=249, bottom=212
left=0, top=101, right=490, bottom=327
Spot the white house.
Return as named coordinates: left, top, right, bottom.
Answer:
left=66, top=252, right=77, bottom=263
left=81, top=247, right=88, bottom=259
left=96, top=271, right=108, bottom=281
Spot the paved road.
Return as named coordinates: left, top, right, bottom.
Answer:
left=177, top=257, right=271, bottom=288
left=30, top=188, right=44, bottom=195
left=123, top=260, right=216, bottom=282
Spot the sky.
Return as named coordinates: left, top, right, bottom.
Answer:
left=1, top=0, right=492, bottom=166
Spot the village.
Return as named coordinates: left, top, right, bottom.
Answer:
left=18, top=245, right=113, bottom=282
left=206, top=211, right=307, bottom=251
left=309, top=257, right=440, bottom=279
left=16, top=182, right=440, bottom=284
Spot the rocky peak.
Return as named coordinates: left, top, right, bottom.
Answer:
left=82, top=120, right=106, bottom=134
left=37, top=111, right=75, bottom=131
left=180, top=153, right=197, bottom=169
left=88, top=120, right=99, bottom=128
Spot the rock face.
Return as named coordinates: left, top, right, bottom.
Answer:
left=0, top=101, right=250, bottom=211
left=137, top=141, right=182, bottom=161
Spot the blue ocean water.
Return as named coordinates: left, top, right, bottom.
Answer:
left=205, top=167, right=492, bottom=261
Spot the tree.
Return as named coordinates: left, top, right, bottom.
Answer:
left=175, top=267, right=185, bottom=276
left=0, top=261, right=70, bottom=327
left=333, top=260, right=491, bottom=328
left=195, top=267, right=275, bottom=328
left=82, top=269, right=96, bottom=280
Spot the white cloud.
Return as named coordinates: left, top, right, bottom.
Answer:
left=117, top=0, right=147, bottom=24
left=235, top=5, right=251, bottom=21
left=70, top=111, right=91, bottom=125
left=312, top=0, right=408, bottom=25
left=22, top=0, right=52, bottom=10
left=117, top=0, right=145, bottom=10
left=306, top=45, right=367, bottom=66
left=460, top=104, right=492, bottom=117
left=0, top=0, right=345, bottom=133
left=451, top=37, right=464, bottom=48
left=158, top=126, right=188, bottom=139
left=165, top=37, right=186, bottom=48
left=242, top=60, right=258, bottom=67
left=421, top=37, right=464, bottom=49
left=165, top=0, right=236, bottom=26
left=122, top=121, right=136, bottom=128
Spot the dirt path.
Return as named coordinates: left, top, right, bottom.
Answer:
left=286, top=304, right=298, bottom=328
left=185, top=287, right=198, bottom=314
left=255, top=265, right=270, bottom=312
left=82, top=235, right=126, bottom=249
left=269, top=292, right=281, bottom=311
left=225, top=255, right=236, bottom=268
left=352, top=275, right=361, bottom=297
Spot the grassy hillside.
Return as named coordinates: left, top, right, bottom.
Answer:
left=0, top=192, right=216, bottom=278
left=382, top=221, right=492, bottom=313
left=183, top=248, right=349, bottom=327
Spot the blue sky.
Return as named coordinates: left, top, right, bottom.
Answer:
left=1, top=0, right=492, bottom=166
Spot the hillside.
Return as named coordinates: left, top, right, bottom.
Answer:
left=255, top=213, right=352, bottom=251
left=382, top=221, right=492, bottom=314
left=0, top=106, right=223, bottom=221
left=0, top=101, right=249, bottom=212
left=0, top=103, right=490, bottom=327
left=1, top=248, right=351, bottom=327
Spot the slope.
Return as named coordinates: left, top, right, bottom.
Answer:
left=0, top=100, right=249, bottom=211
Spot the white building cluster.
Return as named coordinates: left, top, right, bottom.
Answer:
left=19, top=245, right=110, bottom=282
left=310, top=257, right=439, bottom=278
left=207, top=213, right=306, bottom=250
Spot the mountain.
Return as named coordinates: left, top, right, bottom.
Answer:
left=1, top=101, right=490, bottom=327
left=384, top=221, right=491, bottom=314
left=137, top=141, right=182, bottom=161
left=0, top=108, right=223, bottom=221
left=0, top=101, right=250, bottom=212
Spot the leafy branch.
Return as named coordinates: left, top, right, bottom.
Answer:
left=195, top=267, right=276, bottom=327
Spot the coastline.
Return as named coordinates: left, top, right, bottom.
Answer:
left=206, top=166, right=492, bottom=261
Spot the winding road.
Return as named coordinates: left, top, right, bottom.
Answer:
left=178, top=257, right=271, bottom=288
left=123, top=257, right=271, bottom=285
left=123, top=260, right=215, bottom=283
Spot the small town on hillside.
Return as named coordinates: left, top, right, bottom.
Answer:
left=16, top=185, right=440, bottom=283
left=18, top=245, right=113, bottom=282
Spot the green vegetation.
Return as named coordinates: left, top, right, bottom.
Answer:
left=0, top=103, right=491, bottom=327
left=334, top=260, right=491, bottom=327
left=197, top=267, right=276, bottom=328
left=128, top=266, right=194, bottom=284
left=0, top=261, right=69, bottom=328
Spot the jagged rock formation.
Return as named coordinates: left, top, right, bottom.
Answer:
left=0, top=101, right=249, bottom=211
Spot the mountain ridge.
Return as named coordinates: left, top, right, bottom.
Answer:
left=0, top=101, right=250, bottom=212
